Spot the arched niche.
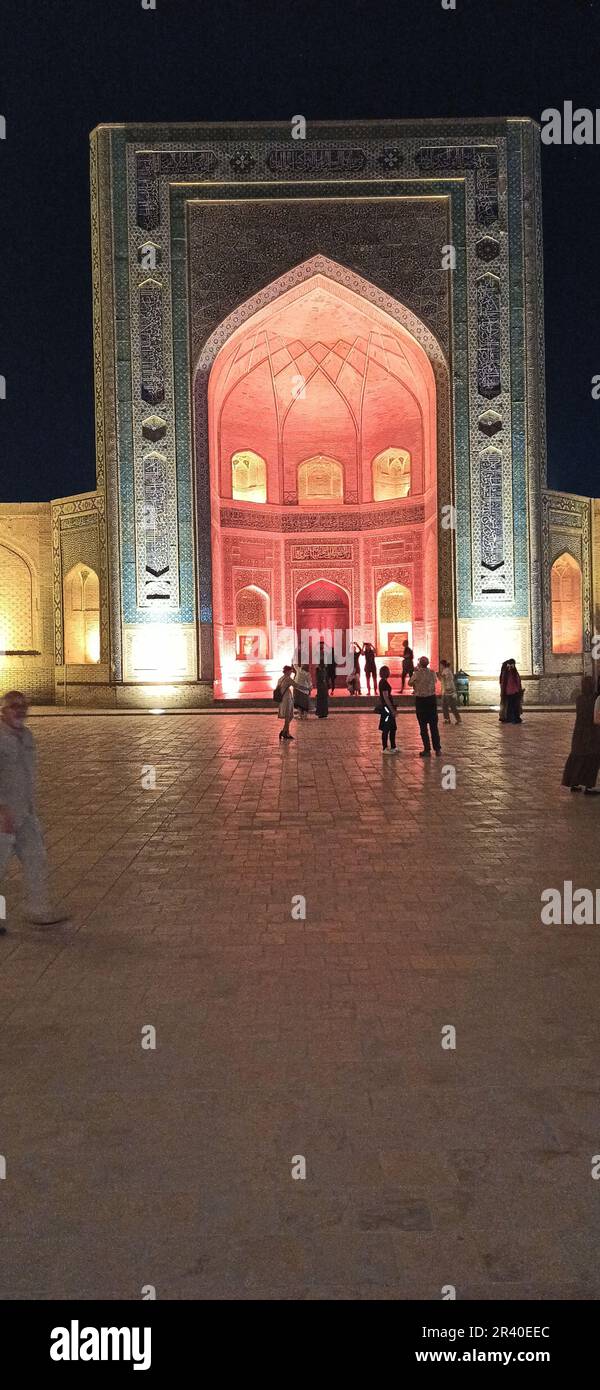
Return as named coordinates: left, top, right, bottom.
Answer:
left=235, top=584, right=269, bottom=659
left=297, top=456, right=343, bottom=503
left=0, top=543, right=34, bottom=650
left=377, top=582, right=412, bottom=656
left=64, top=563, right=100, bottom=665
left=372, top=447, right=411, bottom=501
left=232, top=450, right=267, bottom=503
left=551, top=552, right=583, bottom=655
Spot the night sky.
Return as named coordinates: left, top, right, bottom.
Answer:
left=1, top=0, right=600, bottom=502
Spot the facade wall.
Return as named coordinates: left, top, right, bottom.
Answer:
left=0, top=503, right=55, bottom=702
left=87, top=117, right=549, bottom=700
left=2, top=121, right=595, bottom=707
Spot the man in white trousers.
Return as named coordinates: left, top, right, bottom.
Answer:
left=0, top=691, right=68, bottom=933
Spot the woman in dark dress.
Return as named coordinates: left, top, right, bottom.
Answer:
left=378, top=664, right=398, bottom=754
left=316, top=659, right=329, bottom=718
left=562, top=675, right=600, bottom=794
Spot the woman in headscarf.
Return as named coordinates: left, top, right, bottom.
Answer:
left=315, top=657, right=329, bottom=719
left=561, top=675, right=600, bottom=794
left=500, top=659, right=523, bottom=724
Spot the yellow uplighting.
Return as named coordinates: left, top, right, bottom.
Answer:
left=85, top=625, right=100, bottom=664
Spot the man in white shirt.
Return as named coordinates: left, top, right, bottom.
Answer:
left=409, top=656, right=442, bottom=757
left=0, top=691, right=68, bottom=931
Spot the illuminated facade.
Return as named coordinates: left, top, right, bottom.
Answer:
left=1, top=119, right=599, bottom=704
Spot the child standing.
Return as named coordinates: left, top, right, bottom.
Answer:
left=439, top=660, right=462, bottom=725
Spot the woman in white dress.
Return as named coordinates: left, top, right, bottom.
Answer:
left=276, top=664, right=297, bottom=741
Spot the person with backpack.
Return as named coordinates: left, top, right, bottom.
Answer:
left=274, top=664, right=298, bottom=740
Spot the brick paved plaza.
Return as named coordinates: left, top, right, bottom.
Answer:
left=1, top=708, right=599, bottom=1300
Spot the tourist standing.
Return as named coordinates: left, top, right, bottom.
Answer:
left=364, top=642, right=378, bottom=695
left=352, top=642, right=363, bottom=691
left=439, top=659, right=462, bottom=725
left=315, top=659, right=329, bottom=719
left=561, top=675, right=600, bottom=794
left=294, top=664, right=312, bottom=720
left=500, top=659, right=523, bottom=724
left=326, top=649, right=337, bottom=694
left=400, top=640, right=414, bottom=692
left=275, top=664, right=297, bottom=741
left=378, top=665, right=398, bottom=755
left=345, top=669, right=360, bottom=696
left=0, top=690, right=68, bottom=931
left=410, top=656, right=441, bottom=757
left=498, top=660, right=509, bottom=722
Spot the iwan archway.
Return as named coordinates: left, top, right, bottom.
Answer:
left=194, top=256, right=449, bottom=698
left=296, top=580, right=350, bottom=679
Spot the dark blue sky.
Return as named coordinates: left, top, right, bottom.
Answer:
left=1, top=0, right=599, bottom=501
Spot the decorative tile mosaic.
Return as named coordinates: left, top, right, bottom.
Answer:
left=92, top=120, right=548, bottom=684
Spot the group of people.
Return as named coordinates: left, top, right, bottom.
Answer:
left=275, top=653, right=463, bottom=756
left=275, top=658, right=335, bottom=737
left=376, top=655, right=462, bottom=756
left=562, top=675, right=600, bottom=794
left=345, top=639, right=416, bottom=696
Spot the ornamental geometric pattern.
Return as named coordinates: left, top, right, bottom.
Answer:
left=476, top=274, right=502, bottom=399
left=480, top=447, right=504, bottom=578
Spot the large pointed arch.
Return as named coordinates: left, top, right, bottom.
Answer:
left=193, top=256, right=451, bottom=687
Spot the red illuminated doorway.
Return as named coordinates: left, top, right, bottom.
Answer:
left=296, top=580, right=350, bottom=679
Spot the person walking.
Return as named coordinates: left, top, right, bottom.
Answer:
left=400, top=640, right=414, bottom=693
left=0, top=690, right=69, bottom=932
left=561, top=675, right=600, bottom=794
left=294, top=664, right=312, bottom=720
left=315, top=658, right=329, bottom=719
left=410, top=656, right=441, bottom=757
left=363, top=642, right=377, bottom=695
left=439, top=659, right=462, bottom=725
left=275, top=664, right=297, bottom=741
left=377, top=665, right=398, bottom=755
left=500, top=659, right=523, bottom=724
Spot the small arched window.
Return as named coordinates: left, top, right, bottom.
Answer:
left=372, top=448, right=411, bottom=501
left=298, top=456, right=343, bottom=502
left=231, top=451, right=267, bottom=503
left=551, top=552, right=583, bottom=655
